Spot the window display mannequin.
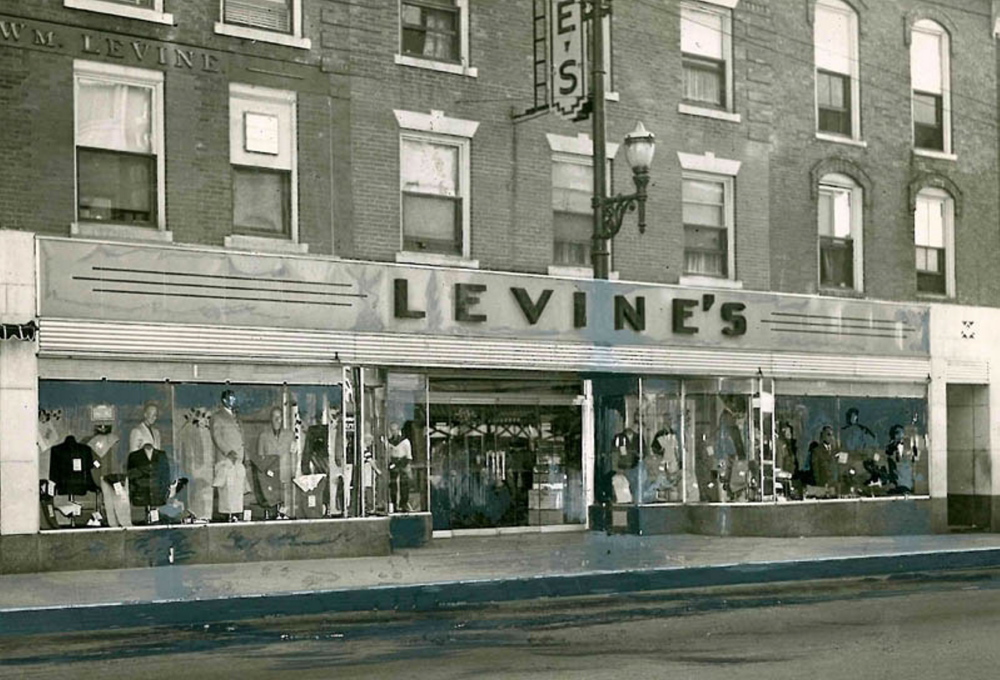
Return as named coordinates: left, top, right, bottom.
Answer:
left=177, top=407, right=214, bottom=522
left=129, top=402, right=162, bottom=453
left=864, top=425, right=901, bottom=490
left=85, top=406, right=131, bottom=528
left=252, top=407, right=293, bottom=519
left=840, top=407, right=876, bottom=454
left=127, top=442, right=171, bottom=522
left=388, top=421, right=412, bottom=513
left=809, top=425, right=837, bottom=495
left=651, top=426, right=681, bottom=502
left=775, top=422, right=803, bottom=498
left=211, top=389, right=247, bottom=521
left=612, top=413, right=643, bottom=501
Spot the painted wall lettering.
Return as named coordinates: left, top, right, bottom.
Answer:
left=672, top=298, right=699, bottom=335
left=455, top=284, right=487, bottom=323
left=614, top=296, right=645, bottom=332
left=510, top=288, right=553, bottom=326
left=393, top=278, right=425, bottom=320
left=721, top=302, right=747, bottom=336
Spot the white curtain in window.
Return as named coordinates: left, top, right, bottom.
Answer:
left=401, top=139, right=457, bottom=196
left=815, top=4, right=852, bottom=74
left=77, top=79, right=152, bottom=154
left=552, top=161, right=592, bottom=213
left=915, top=195, right=944, bottom=248
left=911, top=30, right=943, bottom=94
left=681, top=6, right=723, bottom=59
left=818, top=188, right=851, bottom=238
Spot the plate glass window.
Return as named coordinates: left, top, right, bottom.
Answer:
left=911, top=21, right=949, bottom=152
left=401, top=0, right=460, bottom=63
left=683, top=176, right=728, bottom=277
left=76, top=76, right=156, bottom=226
left=681, top=3, right=729, bottom=109
left=224, top=0, right=293, bottom=34
left=552, top=158, right=593, bottom=266
left=401, top=137, right=463, bottom=255
left=814, top=0, right=858, bottom=138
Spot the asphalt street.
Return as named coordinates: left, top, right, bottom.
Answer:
left=2, top=569, right=999, bottom=679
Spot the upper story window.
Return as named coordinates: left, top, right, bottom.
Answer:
left=814, top=0, right=860, bottom=141
left=682, top=174, right=734, bottom=279
left=817, top=173, right=863, bottom=292
left=394, top=110, right=479, bottom=265
left=215, top=0, right=311, bottom=49
left=64, top=0, right=174, bottom=25
left=552, top=157, right=593, bottom=268
left=911, top=20, right=951, bottom=155
left=396, top=0, right=476, bottom=77
left=914, top=188, right=955, bottom=296
left=229, top=84, right=297, bottom=241
left=74, top=60, right=164, bottom=231
left=680, top=1, right=735, bottom=113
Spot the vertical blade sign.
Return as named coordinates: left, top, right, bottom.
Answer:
left=550, top=0, right=588, bottom=120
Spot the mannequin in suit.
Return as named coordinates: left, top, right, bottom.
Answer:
left=211, top=390, right=247, bottom=520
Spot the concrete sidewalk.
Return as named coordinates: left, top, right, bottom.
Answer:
left=3, top=531, right=1000, bottom=635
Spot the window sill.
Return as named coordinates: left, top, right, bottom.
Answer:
left=679, top=275, right=743, bottom=290
left=547, top=265, right=619, bottom=280
left=394, top=54, right=478, bottom=78
left=815, top=133, right=867, bottom=148
left=913, top=149, right=957, bottom=162
left=224, top=234, right=309, bottom=254
left=678, top=103, right=741, bottom=123
left=916, top=291, right=954, bottom=301
left=71, top=222, right=173, bottom=243
left=64, top=0, right=174, bottom=24
left=605, top=91, right=620, bottom=102
left=396, top=251, right=480, bottom=269
left=818, top=286, right=865, bottom=299
left=214, top=23, right=312, bottom=49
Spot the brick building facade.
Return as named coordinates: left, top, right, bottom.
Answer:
left=0, top=0, right=999, bottom=573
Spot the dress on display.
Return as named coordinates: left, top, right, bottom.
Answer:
left=86, top=432, right=132, bottom=527
left=177, top=411, right=215, bottom=521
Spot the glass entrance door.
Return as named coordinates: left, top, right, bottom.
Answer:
left=428, top=377, right=584, bottom=531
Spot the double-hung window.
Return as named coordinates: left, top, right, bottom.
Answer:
left=682, top=175, right=733, bottom=278
left=911, top=20, right=950, bottom=154
left=680, top=1, right=734, bottom=111
left=814, top=0, right=860, bottom=140
left=817, top=174, right=863, bottom=291
left=74, top=61, right=164, bottom=230
left=397, top=0, right=475, bottom=76
left=229, top=84, right=297, bottom=240
left=914, top=188, right=954, bottom=296
left=216, top=0, right=310, bottom=48
left=394, top=110, right=479, bottom=263
left=552, top=157, right=594, bottom=267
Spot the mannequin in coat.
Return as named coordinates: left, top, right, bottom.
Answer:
left=211, top=390, right=247, bottom=520
left=177, top=408, right=214, bottom=522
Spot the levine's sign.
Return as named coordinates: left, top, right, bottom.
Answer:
left=38, top=238, right=929, bottom=357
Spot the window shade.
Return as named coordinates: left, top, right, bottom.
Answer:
left=681, top=6, right=723, bottom=59
left=814, top=5, right=852, bottom=74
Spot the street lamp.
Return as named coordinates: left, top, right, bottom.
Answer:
left=591, top=121, right=656, bottom=279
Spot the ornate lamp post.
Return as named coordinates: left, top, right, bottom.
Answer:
left=589, top=1, right=656, bottom=280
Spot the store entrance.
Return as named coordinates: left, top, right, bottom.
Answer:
left=428, top=377, right=584, bottom=532
left=946, top=384, right=992, bottom=531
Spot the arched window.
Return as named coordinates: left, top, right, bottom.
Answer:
left=914, top=187, right=955, bottom=296
left=814, top=0, right=860, bottom=140
left=910, top=19, right=951, bottom=154
left=817, top=173, right=863, bottom=291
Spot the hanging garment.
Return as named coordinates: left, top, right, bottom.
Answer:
left=178, top=417, right=215, bottom=520
left=293, top=473, right=329, bottom=519
left=253, top=428, right=294, bottom=508
left=213, top=456, right=246, bottom=515
left=86, top=432, right=132, bottom=528
left=127, top=447, right=171, bottom=507
left=611, top=471, right=632, bottom=504
left=49, top=436, right=98, bottom=496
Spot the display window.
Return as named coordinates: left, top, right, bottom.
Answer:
left=36, top=373, right=392, bottom=530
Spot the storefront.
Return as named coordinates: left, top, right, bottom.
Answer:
left=0, top=233, right=938, bottom=572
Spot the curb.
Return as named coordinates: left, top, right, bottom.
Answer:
left=3, top=547, right=1000, bottom=637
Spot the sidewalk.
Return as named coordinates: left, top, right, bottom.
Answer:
left=3, top=531, right=1000, bottom=635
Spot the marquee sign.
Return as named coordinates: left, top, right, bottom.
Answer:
left=38, top=238, right=930, bottom=358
